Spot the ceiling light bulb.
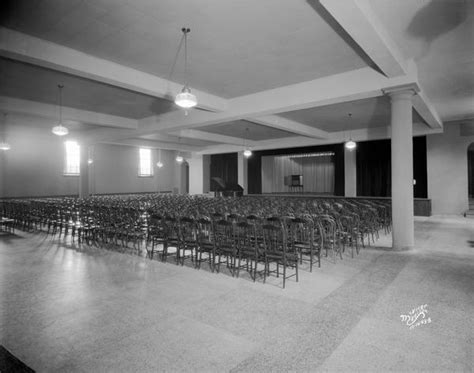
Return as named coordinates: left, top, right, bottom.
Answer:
left=176, top=155, right=184, bottom=163
left=88, top=159, right=93, bottom=164
left=0, top=142, right=11, bottom=151
left=52, top=125, right=69, bottom=136
left=175, top=87, right=197, bottom=108
left=345, top=140, right=356, bottom=150
left=157, top=161, right=164, bottom=168
left=243, top=149, right=252, bottom=158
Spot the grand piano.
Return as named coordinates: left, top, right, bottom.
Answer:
left=211, top=177, right=244, bottom=197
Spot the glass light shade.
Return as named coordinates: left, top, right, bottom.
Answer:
left=176, top=155, right=184, bottom=163
left=0, top=142, right=11, bottom=150
left=156, top=161, right=164, bottom=168
left=52, top=125, right=69, bottom=136
left=243, top=149, right=252, bottom=158
left=345, top=140, right=356, bottom=150
left=175, top=87, right=197, bottom=108
left=88, top=159, right=94, bottom=164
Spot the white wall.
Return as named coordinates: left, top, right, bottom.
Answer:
left=1, top=125, right=79, bottom=197
left=0, top=124, right=180, bottom=197
left=92, top=144, right=176, bottom=195
left=427, top=123, right=474, bottom=215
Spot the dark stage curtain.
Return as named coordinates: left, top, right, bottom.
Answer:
left=356, top=137, right=427, bottom=198
left=356, top=140, right=391, bottom=197
left=210, top=153, right=238, bottom=191
left=468, top=148, right=474, bottom=198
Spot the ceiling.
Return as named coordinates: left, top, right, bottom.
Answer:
left=370, top=0, right=474, bottom=121
left=0, top=57, right=174, bottom=119
left=199, top=120, right=296, bottom=141
left=4, top=112, right=98, bottom=132
left=280, top=96, right=426, bottom=132
left=140, top=134, right=214, bottom=147
left=0, top=0, right=367, bottom=98
left=0, top=0, right=473, bottom=153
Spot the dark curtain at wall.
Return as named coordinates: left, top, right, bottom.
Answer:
left=356, top=136, right=427, bottom=198
left=210, top=153, right=238, bottom=191
left=468, top=147, right=474, bottom=198
left=356, top=140, right=391, bottom=197
left=413, top=136, right=427, bottom=199
left=248, top=154, right=262, bottom=194
left=247, top=144, right=344, bottom=196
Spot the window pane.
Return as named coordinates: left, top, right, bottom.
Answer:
left=64, top=141, right=80, bottom=175
left=139, top=148, right=152, bottom=176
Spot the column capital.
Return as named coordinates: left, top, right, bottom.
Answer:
left=383, top=83, right=419, bottom=100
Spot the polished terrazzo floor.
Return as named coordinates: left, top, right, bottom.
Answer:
left=1, top=216, right=473, bottom=372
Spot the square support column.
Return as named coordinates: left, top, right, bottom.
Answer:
left=238, top=152, right=248, bottom=195
left=388, top=89, right=415, bottom=250
left=188, top=154, right=210, bottom=195
left=344, top=146, right=357, bottom=197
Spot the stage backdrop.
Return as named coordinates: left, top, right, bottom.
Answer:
left=261, top=153, right=335, bottom=194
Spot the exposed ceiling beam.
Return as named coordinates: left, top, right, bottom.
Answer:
left=150, top=67, right=419, bottom=132
left=198, top=125, right=444, bottom=155
left=0, top=96, right=137, bottom=129
left=82, top=65, right=420, bottom=144
left=246, top=115, right=329, bottom=139
left=102, top=139, right=201, bottom=152
left=0, top=27, right=228, bottom=113
left=320, top=0, right=408, bottom=77
left=319, top=0, right=442, bottom=129
left=175, top=129, right=257, bottom=146
left=412, top=89, right=443, bottom=129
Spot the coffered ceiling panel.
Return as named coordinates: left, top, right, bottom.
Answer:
left=280, top=97, right=426, bottom=132
left=199, top=120, right=296, bottom=141
left=0, top=0, right=368, bottom=98
left=0, top=58, right=175, bottom=119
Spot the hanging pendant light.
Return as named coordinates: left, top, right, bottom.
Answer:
left=344, top=113, right=356, bottom=150
left=243, top=127, right=252, bottom=158
left=176, top=138, right=184, bottom=163
left=175, top=28, right=197, bottom=111
left=345, top=139, right=356, bottom=150
left=52, top=84, right=69, bottom=136
left=0, top=113, right=11, bottom=151
left=157, top=149, right=164, bottom=168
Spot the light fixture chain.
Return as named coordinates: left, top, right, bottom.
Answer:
left=58, top=84, right=64, bottom=125
left=182, top=27, right=190, bottom=87
left=184, top=30, right=187, bottom=86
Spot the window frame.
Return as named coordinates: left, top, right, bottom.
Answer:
left=138, top=147, right=153, bottom=178
left=63, top=140, right=80, bottom=176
